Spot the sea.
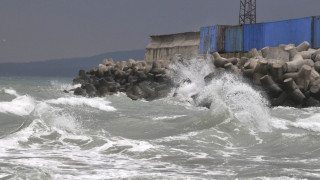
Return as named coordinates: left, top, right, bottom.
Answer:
left=1, top=58, right=320, bottom=180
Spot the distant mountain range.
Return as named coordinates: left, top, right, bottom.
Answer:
left=0, top=49, right=145, bottom=77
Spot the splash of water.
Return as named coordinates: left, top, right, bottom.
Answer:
left=169, top=57, right=271, bottom=132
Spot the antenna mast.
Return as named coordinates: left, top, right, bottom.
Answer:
left=239, top=0, right=256, bottom=25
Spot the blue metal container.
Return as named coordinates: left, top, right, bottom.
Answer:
left=200, top=27, right=209, bottom=53
left=225, top=25, right=243, bottom=52
left=313, top=16, right=320, bottom=48
left=244, top=17, right=312, bottom=51
left=244, top=23, right=264, bottom=51
left=263, top=17, right=312, bottom=47
left=200, top=25, right=225, bottom=53
left=201, top=16, right=315, bottom=54
left=209, top=25, right=225, bottom=53
left=208, top=25, right=218, bottom=53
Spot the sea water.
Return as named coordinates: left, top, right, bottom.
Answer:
left=1, top=60, right=320, bottom=179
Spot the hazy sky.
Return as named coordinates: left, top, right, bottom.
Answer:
left=1, top=0, right=320, bottom=63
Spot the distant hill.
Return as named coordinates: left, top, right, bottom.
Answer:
left=0, top=49, right=145, bottom=77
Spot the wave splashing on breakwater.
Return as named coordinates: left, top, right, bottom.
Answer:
left=169, top=56, right=271, bottom=132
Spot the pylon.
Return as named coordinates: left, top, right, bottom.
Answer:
left=239, top=0, right=256, bottom=25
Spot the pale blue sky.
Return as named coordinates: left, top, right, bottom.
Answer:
left=1, top=0, right=320, bottom=62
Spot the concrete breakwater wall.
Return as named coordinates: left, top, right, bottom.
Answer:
left=144, top=32, right=200, bottom=65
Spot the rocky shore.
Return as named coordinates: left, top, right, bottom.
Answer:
left=72, top=41, right=320, bottom=108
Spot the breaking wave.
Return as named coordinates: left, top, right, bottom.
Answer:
left=169, top=58, right=271, bottom=132
left=46, top=96, right=117, bottom=112
left=0, top=88, right=35, bottom=116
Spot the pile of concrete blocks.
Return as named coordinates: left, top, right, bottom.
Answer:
left=211, top=41, right=320, bottom=107
left=72, top=58, right=171, bottom=100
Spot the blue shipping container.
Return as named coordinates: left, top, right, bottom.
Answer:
left=201, top=16, right=315, bottom=53
left=209, top=25, right=225, bottom=53
left=264, top=17, right=312, bottom=48
left=209, top=26, right=218, bottom=53
left=224, top=26, right=243, bottom=52
left=313, top=16, right=320, bottom=48
left=244, top=23, right=264, bottom=51
left=200, top=27, right=209, bottom=53
left=200, top=25, right=225, bottom=53
left=244, top=17, right=312, bottom=51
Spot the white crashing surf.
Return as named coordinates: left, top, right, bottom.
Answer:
left=50, top=80, right=81, bottom=91
left=34, top=102, right=80, bottom=132
left=45, top=96, right=117, bottom=112
left=169, top=57, right=271, bottom=132
left=289, top=113, right=320, bottom=132
left=0, top=88, right=35, bottom=116
left=152, top=115, right=187, bottom=121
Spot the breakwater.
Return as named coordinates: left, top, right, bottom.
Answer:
left=72, top=16, right=320, bottom=108
left=72, top=41, right=320, bottom=108
left=73, top=58, right=172, bottom=101
left=205, top=42, right=320, bottom=108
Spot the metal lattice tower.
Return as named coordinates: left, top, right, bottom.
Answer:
left=239, top=0, right=256, bottom=25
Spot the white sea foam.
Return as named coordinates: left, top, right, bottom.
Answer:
left=3, top=88, right=19, bottom=96
left=93, top=134, right=155, bottom=153
left=289, top=113, right=320, bottom=132
left=152, top=115, right=186, bottom=121
left=248, top=177, right=307, bottom=180
left=282, top=133, right=307, bottom=138
left=0, top=88, right=35, bottom=116
left=270, top=118, right=289, bottom=130
left=153, top=131, right=200, bottom=142
left=46, top=96, right=116, bottom=112
left=249, top=129, right=264, bottom=144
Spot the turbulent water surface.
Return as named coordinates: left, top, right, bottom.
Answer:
left=1, top=60, right=320, bottom=179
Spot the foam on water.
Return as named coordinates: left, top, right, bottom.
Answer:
left=0, top=88, right=35, bottom=116
left=93, top=136, right=155, bottom=153
left=289, top=113, right=320, bottom=132
left=2, top=73, right=320, bottom=179
left=247, top=177, right=308, bottom=180
left=152, top=115, right=187, bottom=121
left=46, top=96, right=116, bottom=112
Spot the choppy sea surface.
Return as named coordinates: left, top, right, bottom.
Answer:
left=1, top=60, right=320, bottom=179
